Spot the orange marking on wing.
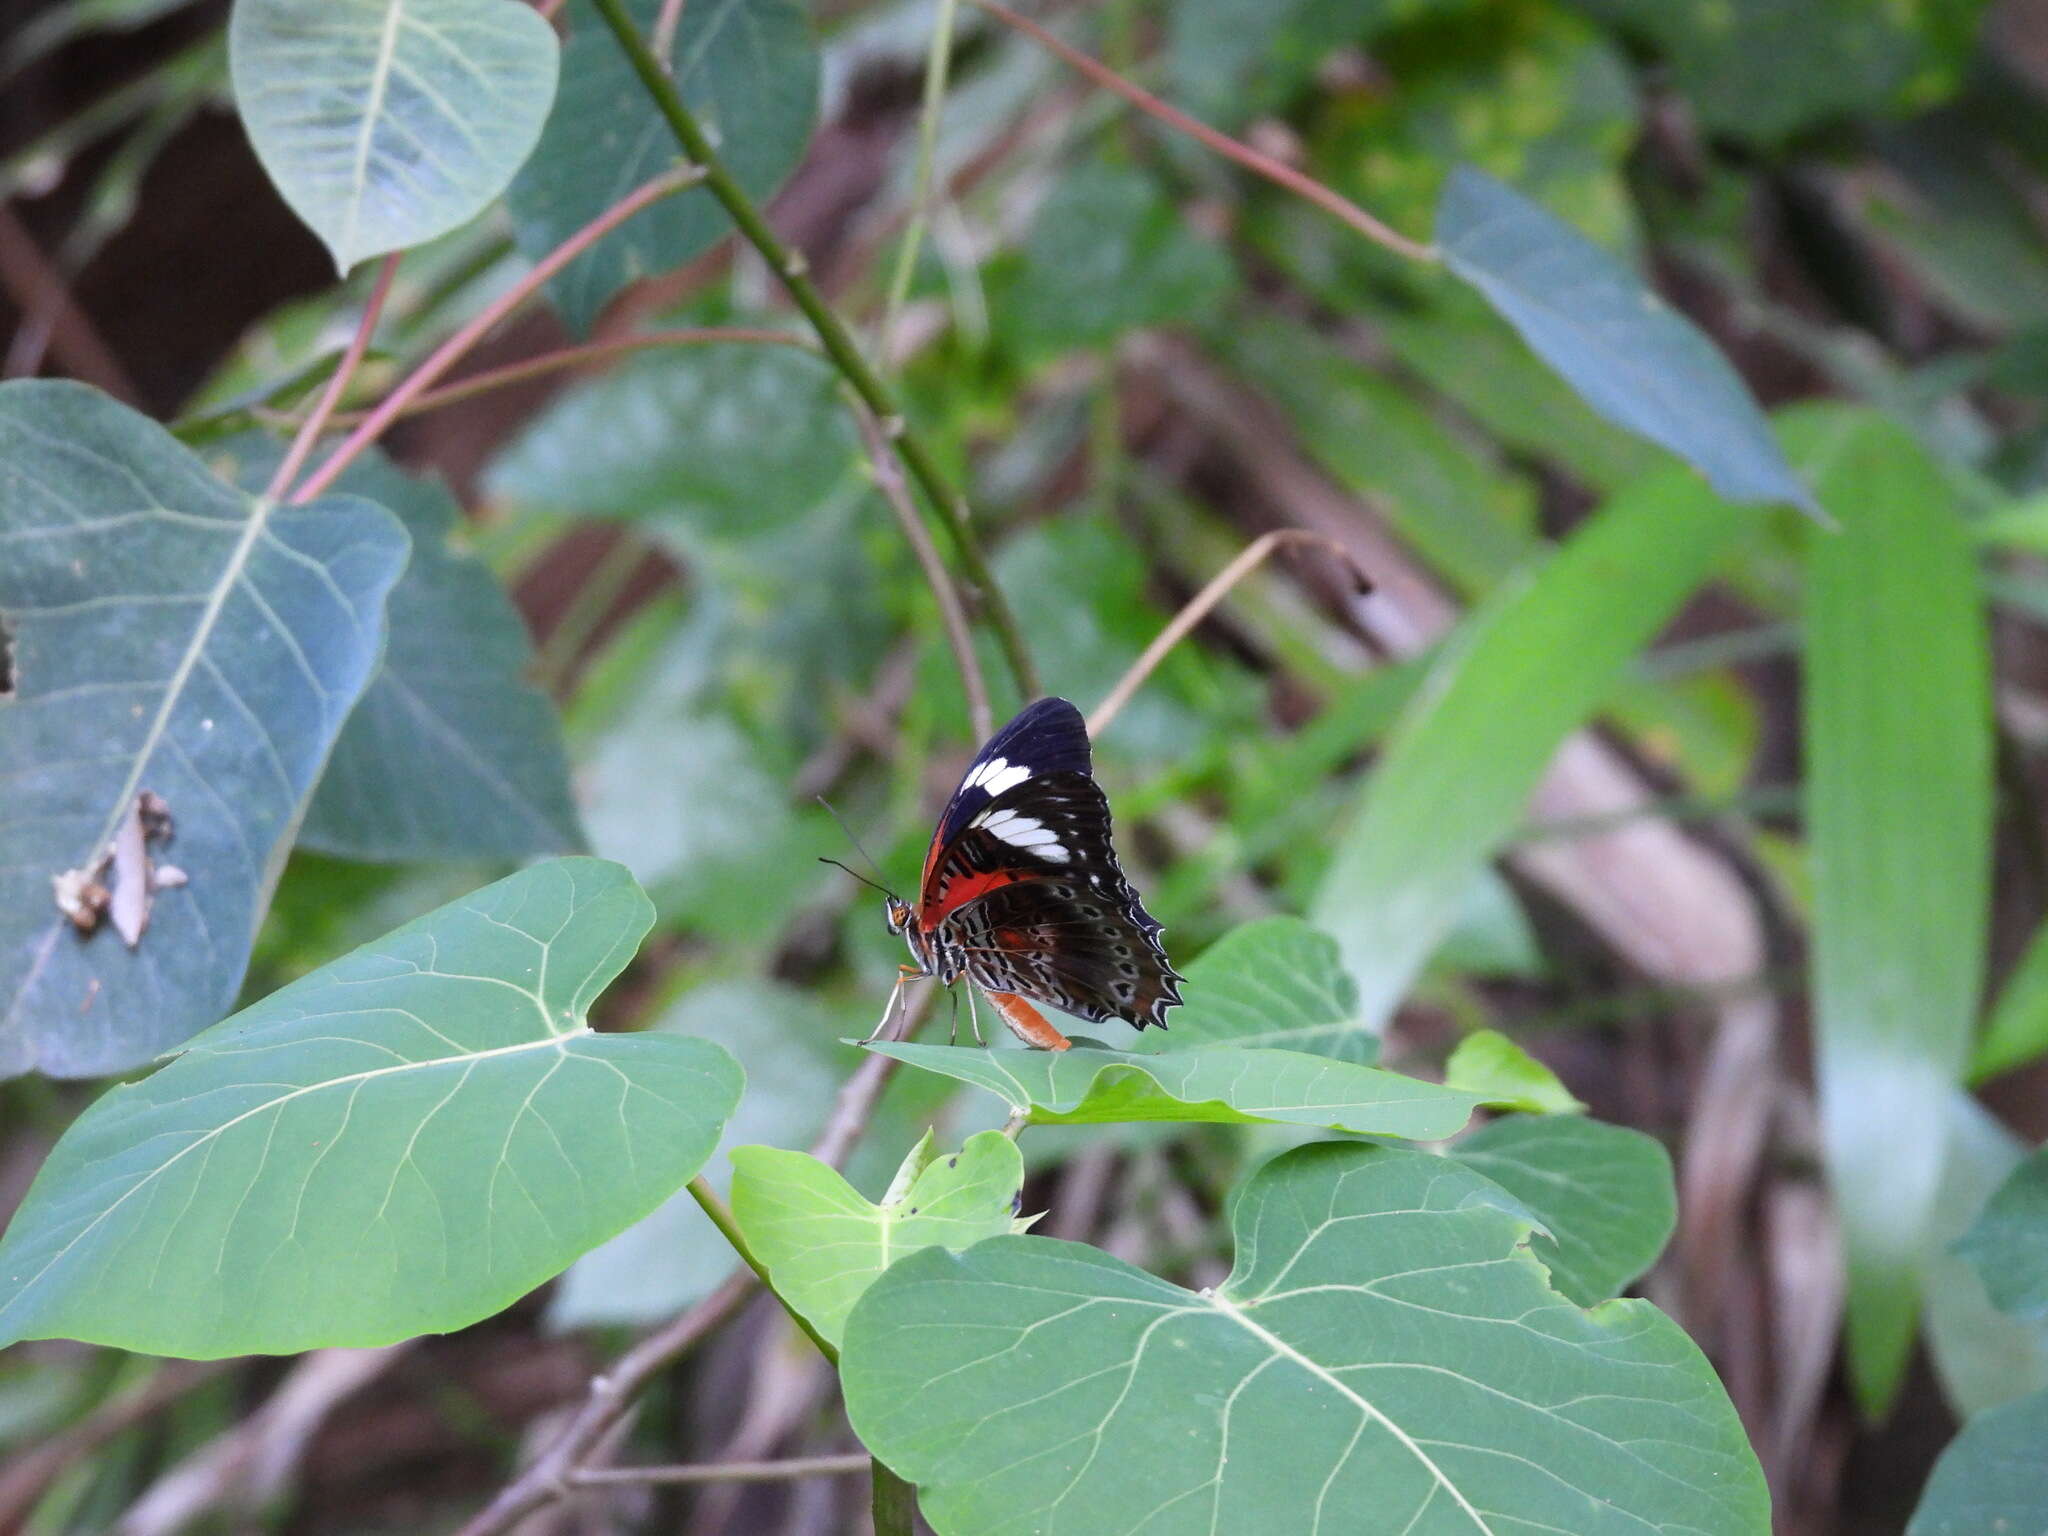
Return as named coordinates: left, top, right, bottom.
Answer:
left=987, top=991, right=1071, bottom=1051
left=917, top=868, right=1024, bottom=932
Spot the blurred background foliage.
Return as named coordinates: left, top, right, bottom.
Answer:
left=5, top=0, right=2048, bottom=1530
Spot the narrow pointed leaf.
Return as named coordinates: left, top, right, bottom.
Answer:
left=0, top=859, right=741, bottom=1357
left=1308, top=459, right=1767, bottom=1029
left=505, top=0, right=816, bottom=334
left=0, top=381, right=408, bottom=1079
left=1454, top=1115, right=1676, bottom=1307
left=1803, top=410, right=1993, bottom=1416
left=1435, top=166, right=1817, bottom=516
left=862, top=1041, right=1484, bottom=1139
left=844, top=1141, right=1769, bottom=1536
left=730, top=1131, right=1027, bottom=1348
left=230, top=0, right=558, bottom=271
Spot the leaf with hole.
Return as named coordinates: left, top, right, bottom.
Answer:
left=1435, top=166, right=1817, bottom=517
left=730, top=1130, right=1029, bottom=1349
left=862, top=1040, right=1485, bottom=1138
left=0, top=859, right=742, bottom=1357
left=230, top=0, right=558, bottom=271
left=504, top=0, right=817, bottom=334
left=843, top=1141, right=1768, bottom=1536
left=211, top=439, right=582, bottom=862
left=1453, top=1114, right=1675, bottom=1307
left=0, top=381, right=408, bottom=1080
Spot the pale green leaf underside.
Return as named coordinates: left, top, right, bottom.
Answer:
left=0, top=380, right=408, bottom=1080
left=231, top=0, right=558, bottom=271
left=844, top=1142, right=1768, bottom=1536
left=1442, top=1029, right=1584, bottom=1115
left=1151, top=916, right=1371, bottom=1062
left=730, top=1131, right=1026, bottom=1347
left=0, top=859, right=741, bottom=1358
left=862, top=1041, right=1486, bottom=1139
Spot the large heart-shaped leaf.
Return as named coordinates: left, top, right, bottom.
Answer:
left=730, top=1130, right=1028, bottom=1348
left=1953, top=1144, right=2048, bottom=1324
left=1435, top=166, right=1817, bottom=517
left=863, top=1041, right=1484, bottom=1138
left=212, top=439, right=582, bottom=862
left=0, top=859, right=741, bottom=1358
left=505, top=0, right=817, bottom=334
left=844, top=1141, right=1768, bottom=1536
left=0, top=381, right=409, bottom=1080
left=230, top=0, right=558, bottom=272
left=1803, top=410, right=1993, bottom=1414
left=1453, top=1114, right=1676, bottom=1307
left=1147, top=917, right=1371, bottom=1061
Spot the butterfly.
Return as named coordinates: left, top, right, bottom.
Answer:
left=873, top=697, right=1182, bottom=1051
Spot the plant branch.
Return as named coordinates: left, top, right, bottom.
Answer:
left=856, top=403, right=992, bottom=740
left=877, top=0, right=961, bottom=366
left=1088, top=530, right=1372, bottom=738
left=686, top=1175, right=839, bottom=1364
left=316, top=327, right=810, bottom=428
left=570, top=1452, right=872, bottom=1487
left=967, top=0, right=1438, bottom=264
left=291, top=164, right=703, bottom=504
left=267, top=255, right=399, bottom=500
left=587, top=0, right=1041, bottom=701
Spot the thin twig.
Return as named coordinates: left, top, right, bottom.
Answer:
left=265, top=255, right=399, bottom=500
left=856, top=403, right=992, bottom=739
left=877, top=0, right=962, bottom=368
left=571, top=1452, right=871, bottom=1487
left=315, top=326, right=810, bottom=428
left=1088, top=530, right=1371, bottom=738
left=533, top=530, right=655, bottom=696
left=292, top=165, right=704, bottom=504
left=0, top=204, right=138, bottom=399
left=686, top=1176, right=839, bottom=1364
left=649, top=0, right=688, bottom=65
left=967, top=0, right=1438, bottom=264
left=587, top=0, right=1041, bottom=700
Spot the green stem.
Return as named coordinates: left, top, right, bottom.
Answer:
left=872, top=1458, right=921, bottom=1536
left=587, top=0, right=1041, bottom=702
left=686, top=1176, right=840, bottom=1365
left=877, top=0, right=960, bottom=365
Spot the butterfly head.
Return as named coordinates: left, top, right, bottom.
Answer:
left=884, top=895, right=915, bottom=935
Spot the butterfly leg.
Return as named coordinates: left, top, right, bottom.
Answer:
left=965, top=986, right=985, bottom=1047
left=855, top=965, right=924, bottom=1046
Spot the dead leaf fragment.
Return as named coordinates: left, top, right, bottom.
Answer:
left=51, top=859, right=111, bottom=933
left=108, top=794, right=150, bottom=947
left=51, top=790, right=187, bottom=948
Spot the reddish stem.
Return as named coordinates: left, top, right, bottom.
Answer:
left=291, top=165, right=703, bottom=504
left=267, top=255, right=400, bottom=500
left=967, top=0, right=1437, bottom=264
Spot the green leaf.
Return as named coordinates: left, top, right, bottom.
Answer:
left=1308, top=457, right=1768, bottom=1031
left=1004, top=162, right=1233, bottom=356
left=1803, top=409, right=1993, bottom=1416
left=1435, top=166, right=1817, bottom=517
left=1443, top=1030, right=1585, bottom=1114
left=549, top=978, right=846, bottom=1329
left=0, top=859, right=741, bottom=1357
left=0, top=381, right=409, bottom=1080
left=1151, top=917, right=1371, bottom=1062
left=505, top=0, right=816, bottom=334
left=1954, top=1146, right=2048, bottom=1325
left=1906, top=1387, right=2048, bottom=1536
left=1972, top=910, right=2048, bottom=1082
left=484, top=343, right=857, bottom=550
left=1453, top=1115, right=1676, bottom=1307
left=863, top=1041, right=1484, bottom=1138
left=230, top=0, right=558, bottom=271
left=209, top=439, right=582, bottom=862
left=730, top=1130, right=1027, bottom=1349
left=1167, top=0, right=1442, bottom=125
left=843, top=1141, right=1768, bottom=1536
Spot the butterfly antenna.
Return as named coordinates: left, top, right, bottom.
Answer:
left=816, top=796, right=900, bottom=898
